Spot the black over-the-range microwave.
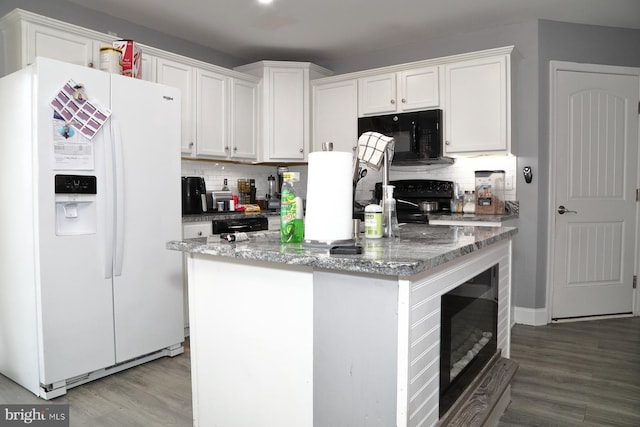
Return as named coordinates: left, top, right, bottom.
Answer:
left=357, top=109, right=452, bottom=165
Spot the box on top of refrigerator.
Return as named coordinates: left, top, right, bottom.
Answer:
left=113, top=40, right=141, bottom=78
left=475, top=170, right=505, bottom=215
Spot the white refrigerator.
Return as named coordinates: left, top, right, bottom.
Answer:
left=0, top=57, right=184, bottom=399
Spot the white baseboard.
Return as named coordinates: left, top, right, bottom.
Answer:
left=513, top=306, right=548, bottom=326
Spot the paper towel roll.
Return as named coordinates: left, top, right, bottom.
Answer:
left=304, top=151, right=354, bottom=243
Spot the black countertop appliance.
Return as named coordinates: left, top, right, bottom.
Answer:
left=182, top=176, right=207, bottom=215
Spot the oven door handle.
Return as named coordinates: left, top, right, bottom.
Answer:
left=397, top=199, right=418, bottom=207
left=227, top=224, right=252, bottom=232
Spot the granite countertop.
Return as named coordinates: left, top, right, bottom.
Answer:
left=428, top=212, right=518, bottom=223
left=182, top=211, right=275, bottom=223
left=168, top=224, right=517, bottom=277
left=428, top=200, right=519, bottom=224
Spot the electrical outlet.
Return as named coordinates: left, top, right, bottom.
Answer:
left=505, top=174, right=514, bottom=190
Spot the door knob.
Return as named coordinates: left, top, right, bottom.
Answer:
left=557, top=205, right=577, bottom=214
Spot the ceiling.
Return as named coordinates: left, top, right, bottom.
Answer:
left=67, top=0, right=640, bottom=63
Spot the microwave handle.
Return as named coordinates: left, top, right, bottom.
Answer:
left=410, top=120, right=418, bottom=152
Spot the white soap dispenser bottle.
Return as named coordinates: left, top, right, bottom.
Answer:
left=382, top=185, right=399, bottom=238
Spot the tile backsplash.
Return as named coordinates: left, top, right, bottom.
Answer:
left=181, top=160, right=308, bottom=201
left=354, top=155, right=518, bottom=203
left=182, top=155, right=516, bottom=204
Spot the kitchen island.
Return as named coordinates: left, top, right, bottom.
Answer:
left=168, top=224, right=517, bottom=427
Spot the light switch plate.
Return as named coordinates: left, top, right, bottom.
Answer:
left=505, top=174, right=514, bottom=190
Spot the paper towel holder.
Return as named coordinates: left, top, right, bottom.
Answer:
left=322, top=141, right=334, bottom=151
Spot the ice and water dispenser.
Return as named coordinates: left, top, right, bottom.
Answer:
left=54, top=174, right=97, bottom=235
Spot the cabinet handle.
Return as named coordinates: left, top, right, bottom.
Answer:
left=390, top=99, right=395, bottom=104
left=88, top=62, right=94, bottom=68
left=189, top=141, right=194, bottom=148
left=352, top=146, right=357, bottom=151
left=299, top=148, right=304, bottom=153
left=197, top=231, right=203, bottom=236
left=225, top=146, right=229, bottom=151
left=445, top=141, right=450, bottom=145
left=401, top=98, right=406, bottom=103
left=233, top=147, right=238, bottom=152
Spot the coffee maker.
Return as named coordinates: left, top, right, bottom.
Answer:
left=182, top=176, right=207, bottom=214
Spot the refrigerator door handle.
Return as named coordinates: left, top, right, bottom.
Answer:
left=104, top=125, right=115, bottom=279
left=113, top=120, right=125, bottom=276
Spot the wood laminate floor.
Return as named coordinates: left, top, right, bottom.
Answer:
left=499, top=316, right=640, bottom=427
left=0, top=342, right=193, bottom=427
left=1, top=317, right=638, bottom=426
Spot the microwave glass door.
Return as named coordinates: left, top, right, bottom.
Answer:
left=357, top=110, right=442, bottom=163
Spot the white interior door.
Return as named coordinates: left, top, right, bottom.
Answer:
left=550, top=62, right=639, bottom=320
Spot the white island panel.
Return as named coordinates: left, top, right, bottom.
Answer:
left=313, top=271, right=400, bottom=426
left=187, top=254, right=314, bottom=427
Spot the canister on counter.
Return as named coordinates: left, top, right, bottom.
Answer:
left=364, top=204, right=383, bottom=239
left=475, top=170, right=505, bottom=214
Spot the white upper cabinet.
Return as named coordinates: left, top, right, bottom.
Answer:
left=25, top=23, right=104, bottom=69
left=443, top=53, right=511, bottom=156
left=140, top=53, right=156, bottom=83
left=156, top=58, right=195, bottom=155
left=268, top=66, right=306, bottom=160
left=399, top=67, right=440, bottom=111
left=195, top=68, right=228, bottom=158
left=0, top=8, right=259, bottom=162
left=235, top=61, right=332, bottom=162
left=0, top=9, right=115, bottom=74
left=230, top=78, right=258, bottom=160
left=312, top=79, right=358, bottom=154
left=157, top=61, right=258, bottom=161
left=358, top=66, right=439, bottom=116
left=358, top=73, right=396, bottom=115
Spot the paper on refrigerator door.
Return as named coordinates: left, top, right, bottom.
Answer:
left=51, top=111, right=94, bottom=170
left=50, top=79, right=111, bottom=140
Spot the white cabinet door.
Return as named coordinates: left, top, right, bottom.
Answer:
left=358, top=67, right=439, bottom=116
left=157, top=58, right=194, bottom=155
left=195, top=69, right=228, bottom=158
left=181, top=221, right=213, bottom=332
left=268, top=67, right=306, bottom=161
left=443, top=55, right=510, bottom=155
left=358, top=73, right=396, bottom=115
left=230, top=78, right=258, bottom=160
left=234, top=61, right=331, bottom=163
left=398, top=66, right=439, bottom=111
left=26, top=22, right=104, bottom=69
left=312, top=79, right=358, bottom=154
left=140, top=52, right=157, bottom=82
